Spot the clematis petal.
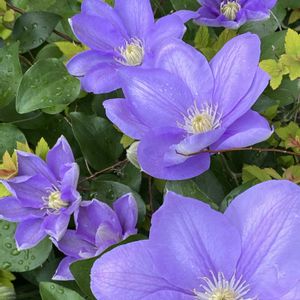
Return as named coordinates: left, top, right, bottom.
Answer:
left=46, top=136, right=74, bottom=181
left=210, top=33, right=261, bottom=115
left=173, top=10, right=199, bottom=22
left=71, top=14, right=127, bottom=52
left=243, top=0, right=270, bottom=20
left=91, top=240, right=193, bottom=300
left=95, top=222, right=122, bottom=251
left=81, top=0, right=126, bottom=34
left=42, top=213, right=70, bottom=241
left=155, top=39, right=214, bottom=100
left=0, top=196, right=43, bottom=222
left=3, top=175, right=51, bottom=208
left=114, top=0, right=154, bottom=38
left=138, top=128, right=211, bottom=180
left=147, top=14, right=186, bottom=47
left=76, top=200, right=122, bottom=245
left=52, top=256, right=78, bottom=281
left=148, top=192, right=241, bottom=290
left=222, top=67, right=270, bottom=126
left=54, top=230, right=95, bottom=258
left=264, top=0, right=277, bottom=9
left=196, top=6, right=238, bottom=28
left=282, top=282, right=300, bottom=300
left=67, top=50, right=113, bottom=77
left=60, top=163, right=80, bottom=191
left=16, top=151, right=56, bottom=183
left=176, top=128, right=225, bottom=155
left=120, top=68, right=194, bottom=129
left=225, top=180, right=300, bottom=298
left=113, top=193, right=138, bottom=237
left=81, top=63, right=121, bottom=94
left=104, top=98, right=148, bottom=140
left=15, top=218, right=47, bottom=250
left=212, top=110, right=272, bottom=150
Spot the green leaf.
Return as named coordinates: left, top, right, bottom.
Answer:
left=242, top=165, right=278, bottom=183
left=213, top=29, right=237, bottom=52
left=90, top=181, right=146, bottom=223
left=16, top=58, right=80, bottom=114
left=0, top=184, right=10, bottom=197
left=170, top=0, right=198, bottom=10
left=39, top=282, right=84, bottom=300
left=0, top=43, right=22, bottom=108
left=220, top=181, right=254, bottom=212
left=12, top=12, right=61, bottom=53
left=70, top=112, right=123, bottom=170
left=264, top=77, right=300, bottom=107
left=70, top=234, right=146, bottom=300
left=0, top=269, right=15, bottom=288
left=260, top=31, right=286, bottom=60
left=12, top=0, right=79, bottom=18
left=259, top=59, right=289, bottom=89
left=279, top=28, right=300, bottom=80
left=120, top=134, right=134, bottom=149
left=0, top=123, right=26, bottom=157
left=55, top=41, right=87, bottom=60
left=194, top=26, right=210, bottom=50
left=165, top=171, right=223, bottom=208
left=35, top=137, right=50, bottom=160
left=96, top=163, right=142, bottom=192
left=0, top=220, right=52, bottom=272
left=288, top=8, right=300, bottom=24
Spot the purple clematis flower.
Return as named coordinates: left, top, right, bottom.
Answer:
left=104, top=33, right=273, bottom=180
left=195, top=0, right=277, bottom=29
left=0, top=136, right=81, bottom=250
left=67, top=0, right=191, bottom=94
left=52, top=194, right=138, bottom=281
left=91, top=180, right=300, bottom=299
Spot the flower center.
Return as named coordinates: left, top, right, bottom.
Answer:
left=116, top=38, right=144, bottom=66
left=178, top=103, right=222, bottom=135
left=194, top=272, right=254, bottom=300
left=220, top=1, right=241, bottom=20
left=47, top=191, right=68, bottom=211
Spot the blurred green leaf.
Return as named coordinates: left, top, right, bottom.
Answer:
left=0, top=43, right=22, bottom=108
left=70, top=112, right=123, bottom=170
left=12, top=12, right=61, bottom=53
left=0, top=123, right=26, bottom=157
left=39, top=282, right=84, bottom=300
left=280, top=28, right=300, bottom=80
left=0, top=220, right=52, bottom=272
left=13, top=0, right=79, bottom=18
left=16, top=58, right=80, bottom=114
left=260, top=59, right=289, bottom=89
left=166, top=170, right=224, bottom=208
left=260, top=31, right=286, bottom=60
left=170, top=0, right=198, bottom=10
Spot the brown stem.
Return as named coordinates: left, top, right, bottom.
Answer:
left=6, top=1, right=81, bottom=46
left=177, top=147, right=300, bottom=157
left=79, top=159, right=128, bottom=184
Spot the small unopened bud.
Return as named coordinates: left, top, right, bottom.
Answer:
left=126, top=142, right=140, bottom=170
